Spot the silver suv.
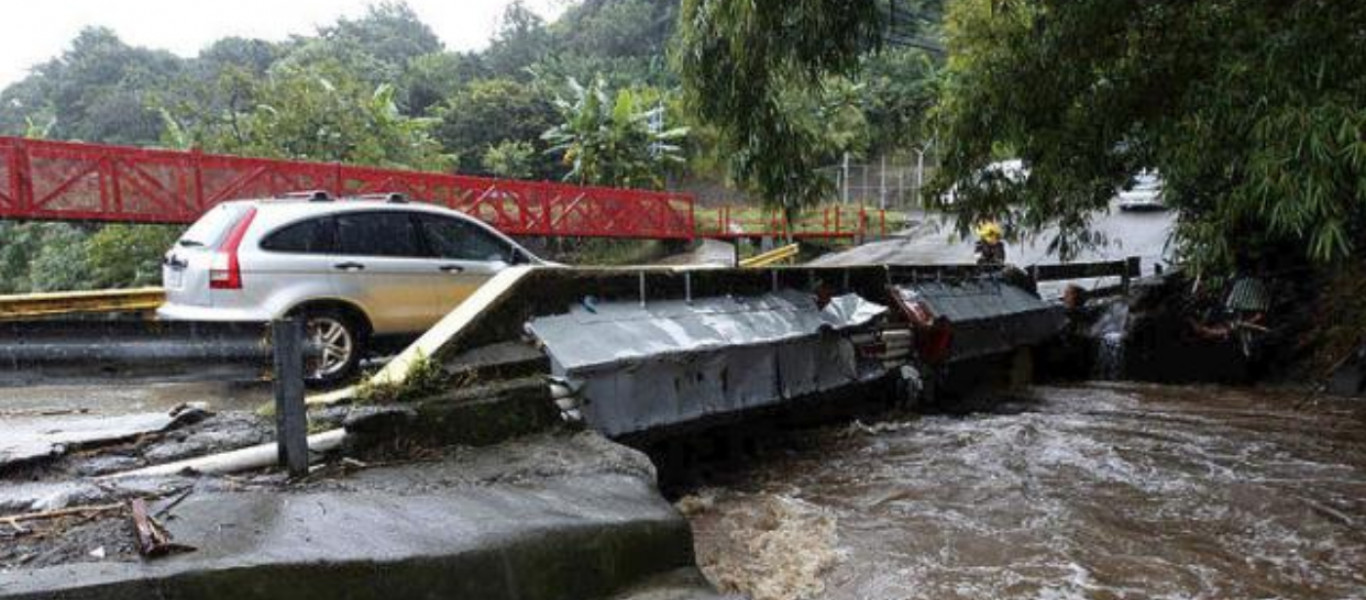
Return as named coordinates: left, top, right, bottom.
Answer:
left=158, top=193, right=544, bottom=384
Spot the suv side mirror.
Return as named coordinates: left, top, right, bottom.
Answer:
left=507, top=247, right=529, bottom=265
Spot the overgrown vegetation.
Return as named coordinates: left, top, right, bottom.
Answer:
left=677, top=0, right=940, bottom=215
left=678, top=0, right=1366, bottom=280
left=0, top=222, right=180, bottom=293
left=931, top=0, right=1366, bottom=273
left=0, top=0, right=944, bottom=292
left=1308, top=263, right=1366, bottom=377
left=353, top=351, right=447, bottom=405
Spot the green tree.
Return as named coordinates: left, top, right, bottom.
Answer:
left=432, top=78, right=557, bottom=175
left=399, top=52, right=478, bottom=116
left=542, top=77, right=688, bottom=189
left=202, top=62, right=450, bottom=170
left=676, top=0, right=887, bottom=211
left=552, top=0, right=677, bottom=62
left=272, top=2, right=442, bottom=93
left=482, top=140, right=537, bottom=179
left=482, top=1, right=553, bottom=80
left=320, top=2, right=442, bottom=69
left=0, top=27, right=183, bottom=144
left=26, top=224, right=94, bottom=293
left=859, top=46, right=941, bottom=156
left=23, top=115, right=57, bottom=140
left=0, top=224, right=48, bottom=293
left=676, top=0, right=1366, bottom=272
left=930, top=0, right=1366, bottom=270
left=196, top=37, right=279, bottom=78
left=86, top=224, right=183, bottom=288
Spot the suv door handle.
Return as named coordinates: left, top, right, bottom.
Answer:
left=438, top=264, right=464, bottom=273
left=333, top=262, right=365, bottom=271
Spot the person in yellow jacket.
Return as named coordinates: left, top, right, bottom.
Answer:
left=974, top=221, right=1006, bottom=265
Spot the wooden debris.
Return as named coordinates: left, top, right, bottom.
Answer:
left=3, top=503, right=123, bottom=526
left=130, top=498, right=195, bottom=558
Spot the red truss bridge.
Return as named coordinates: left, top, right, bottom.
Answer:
left=0, top=136, right=696, bottom=239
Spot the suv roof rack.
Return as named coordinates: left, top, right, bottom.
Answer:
left=280, top=190, right=333, bottom=202
left=354, top=192, right=409, bottom=204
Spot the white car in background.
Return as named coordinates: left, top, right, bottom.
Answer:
left=1118, top=171, right=1166, bottom=211
left=158, top=192, right=545, bottom=385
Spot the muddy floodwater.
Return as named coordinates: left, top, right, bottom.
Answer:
left=682, top=383, right=1366, bottom=600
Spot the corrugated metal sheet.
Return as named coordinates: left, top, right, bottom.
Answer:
left=526, top=290, right=885, bottom=373
left=895, top=279, right=1066, bottom=362
left=527, top=291, right=887, bottom=437
left=1225, top=277, right=1270, bottom=313
left=900, top=279, right=1045, bottom=322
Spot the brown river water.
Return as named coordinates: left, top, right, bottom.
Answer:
left=681, top=383, right=1366, bottom=600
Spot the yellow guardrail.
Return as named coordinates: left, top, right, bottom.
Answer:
left=739, top=243, right=800, bottom=268
left=0, top=287, right=165, bottom=320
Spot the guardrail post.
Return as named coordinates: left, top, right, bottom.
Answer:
left=272, top=318, right=309, bottom=478
left=1122, top=256, right=1141, bottom=290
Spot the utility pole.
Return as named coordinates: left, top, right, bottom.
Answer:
left=913, top=146, right=928, bottom=209
left=861, top=161, right=869, bottom=209
left=879, top=155, right=887, bottom=210
left=898, top=164, right=905, bottom=209
left=841, top=152, right=850, bottom=205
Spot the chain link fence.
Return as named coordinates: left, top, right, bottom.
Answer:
left=817, top=154, right=938, bottom=210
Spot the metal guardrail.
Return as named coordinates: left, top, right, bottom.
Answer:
left=1027, top=257, right=1142, bottom=283
left=1, top=318, right=316, bottom=475
left=0, top=320, right=275, bottom=385
left=0, top=287, right=164, bottom=320
left=739, top=243, right=801, bottom=268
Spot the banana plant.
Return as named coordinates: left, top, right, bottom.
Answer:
left=542, top=76, right=687, bottom=189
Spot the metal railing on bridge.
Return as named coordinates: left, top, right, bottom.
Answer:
left=695, top=205, right=891, bottom=240
left=0, top=136, right=695, bottom=240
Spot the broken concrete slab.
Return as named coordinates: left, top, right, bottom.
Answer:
left=0, top=481, right=112, bottom=514
left=1, top=408, right=208, bottom=470
left=137, top=413, right=269, bottom=464
left=2, top=433, right=710, bottom=600
left=444, top=340, right=550, bottom=382
left=408, top=376, right=561, bottom=446
left=343, top=377, right=562, bottom=450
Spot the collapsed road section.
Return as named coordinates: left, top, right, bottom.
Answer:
left=349, top=263, right=1066, bottom=439
left=2, top=263, right=1067, bottom=599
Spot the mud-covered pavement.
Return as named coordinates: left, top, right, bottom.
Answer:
left=681, top=383, right=1366, bottom=599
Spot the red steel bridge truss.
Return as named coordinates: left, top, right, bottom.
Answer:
left=0, top=136, right=695, bottom=239
left=0, top=137, right=888, bottom=240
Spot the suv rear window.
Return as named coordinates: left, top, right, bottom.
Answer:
left=178, top=204, right=250, bottom=249
left=261, top=218, right=337, bottom=254
left=336, top=212, right=423, bottom=257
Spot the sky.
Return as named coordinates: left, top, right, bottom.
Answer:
left=0, top=0, right=568, bottom=89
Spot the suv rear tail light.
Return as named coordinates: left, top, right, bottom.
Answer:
left=209, top=207, right=257, bottom=290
